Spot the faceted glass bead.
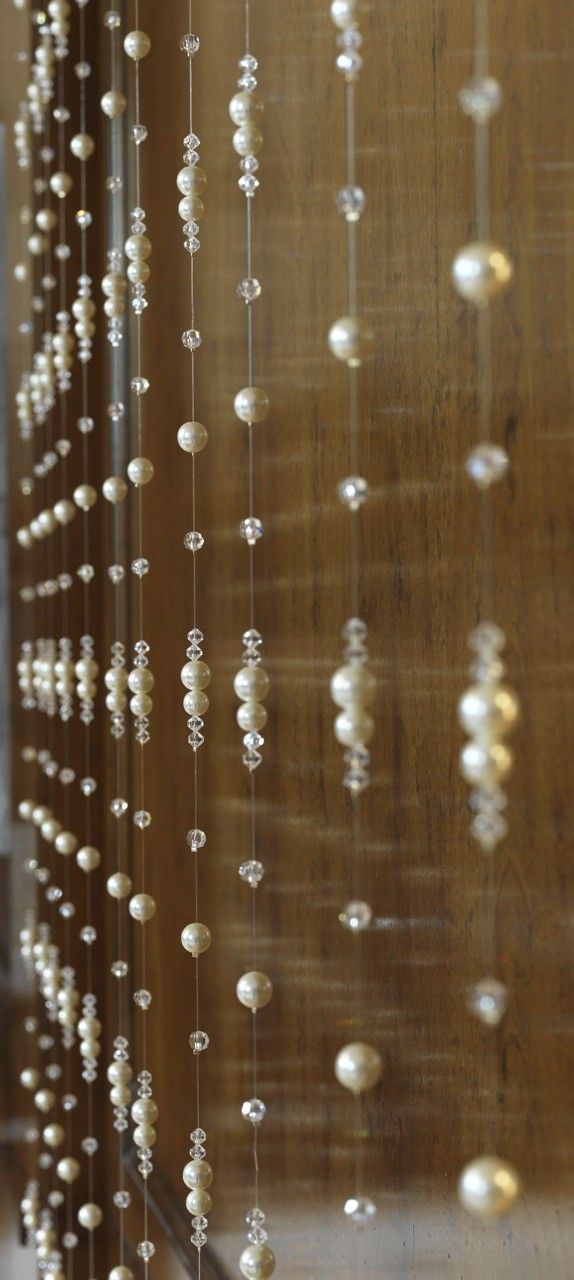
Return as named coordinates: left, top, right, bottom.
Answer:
left=62, top=1233, right=78, bottom=1249
left=189, top=1031, right=209, bottom=1054
left=46, top=887, right=62, bottom=904
left=74, top=61, right=91, bottom=79
left=131, top=376, right=149, bottom=396
left=39, top=1035, right=55, bottom=1051
left=78, top=416, right=94, bottom=434
left=239, top=860, right=265, bottom=887
left=46, top=1063, right=62, bottom=1081
left=338, top=476, right=369, bottom=509
left=465, top=443, right=509, bottom=489
left=111, top=960, right=129, bottom=979
left=75, top=210, right=92, bottom=229
left=238, top=174, right=259, bottom=196
left=246, top=1209, right=266, bottom=1227
left=336, top=50, right=363, bottom=77
left=248, top=1227, right=269, bottom=1245
left=59, top=902, right=75, bottom=919
left=131, top=125, right=148, bottom=145
left=340, top=900, right=372, bottom=932
left=80, top=776, right=97, bottom=796
left=133, top=810, right=151, bottom=828
left=38, top=1153, right=53, bottom=1170
left=241, top=1098, right=266, bottom=1124
left=106, top=175, right=123, bottom=192
left=187, top=829, right=206, bottom=851
left=336, top=185, right=366, bottom=222
left=104, top=11, right=121, bottom=29
left=184, top=531, right=205, bottom=552
left=81, top=1137, right=98, bottom=1156
left=62, top=1094, right=77, bottom=1111
left=131, top=558, right=150, bottom=578
left=134, top=989, right=152, bottom=1010
left=240, top=517, right=264, bottom=545
left=80, top=926, right=97, bottom=946
left=111, top=798, right=128, bottom=818
left=237, top=277, right=262, bottom=302
left=459, top=76, right=503, bottom=122
left=113, top=1190, right=131, bottom=1209
left=180, top=33, right=200, bottom=55
left=467, top=978, right=508, bottom=1027
left=108, top=401, right=125, bottom=421
left=108, top=564, right=125, bottom=584
left=191, top=1231, right=207, bottom=1249
left=184, top=132, right=200, bottom=150
left=182, top=329, right=202, bottom=350
left=77, top=564, right=95, bottom=584
left=344, top=1195, right=377, bottom=1225
left=137, top=1242, right=155, bottom=1260
left=240, top=156, right=259, bottom=174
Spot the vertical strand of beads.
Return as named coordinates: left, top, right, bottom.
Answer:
left=101, top=9, right=135, bottom=1280
left=123, top=7, right=157, bottom=1273
left=327, top=0, right=381, bottom=1248
left=176, top=7, right=214, bottom=1265
left=230, top=7, right=275, bottom=1280
left=452, top=0, right=522, bottom=1222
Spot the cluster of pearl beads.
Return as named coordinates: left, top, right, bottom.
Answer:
left=72, top=273, right=95, bottom=363
left=27, top=28, right=56, bottom=133
left=16, top=373, right=34, bottom=441
left=331, top=0, right=366, bottom=78
left=129, top=640, right=153, bottom=743
left=48, top=0, right=71, bottom=57
left=76, top=635, right=98, bottom=725
left=105, top=641, right=128, bottom=738
left=57, top=637, right=74, bottom=720
left=183, top=1129, right=213, bottom=1251
left=125, top=207, right=151, bottom=314
left=177, top=34, right=204, bottom=255
left=107, top=1038, right=132, bottom=1134
left=14, top=102, right=32, bottom=170
left=181, top=630, right=209, bottom=750
left=79, top=992, right=101, bottom=1084
left=20, top=1181, right=40, bottom=1247
left=54, top=309, right=74, bottom=391
left=234, top=630, right=268, bottom=771
left=334, top=1040, right=382, bottom=1225
left=331, top=618, right=375, bottom=792
left=18, top=642, right=35, bottom=708
left=102, top=249, right=127, bottom=346
left=16, top=479, right=99, bottom=549
left=133, top=1069, right=158, bottom=1181
left=230, top=53, right=263, bottom=198
left=235, top=970, right=275, bottom=1280
left=35, top=638, right=58, bottom=717
left=458, top=624, right=519, bottom=852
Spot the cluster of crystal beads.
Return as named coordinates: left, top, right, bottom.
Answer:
left=129, top=640, right=152, bottom=744
left=57, top=966, right=78, bottom=1052
left=79, top=992, right=100, bottom=1084
left=102, top=247, right=126, bottom=345
left=181, top=630, right=209, bottom=750
left=331, top=618, right=375, bottom=792
left=183, top=1129, right=213, bottom=1251
left=56, top=638, right=74, bottom=721
left=18, top=642, right=36, bottom=708
left=14, top=102, right=32, bottom=170
left=36, top=639, right=58, bottom=717
left=231, top=54, right=262, bottom=197
left=108, top=1036, right=132, bottom=1134
left=105, top=640, right=127, bottom=738
left=132, top=1069, right=158, bottom=1181
left=125, top=206, right=151, bottom=313
left=20, top=1180, right=40, bottom=1246
left=53, top=309, right=73, bottom=390
left=458, top=624, right=520, bottom=852
left=76, top=634, right=97, bottom=725
left=234, top=630, right=268, bottom=771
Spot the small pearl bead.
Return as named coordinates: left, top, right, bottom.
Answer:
left=236, top=701, right=267, bottom=731
left=328, top=315, right=375, bottom=366
left=27, top=233, right=47, bottom=255
left=106, top=692, right=126, bottom=712
left=34, top=1088, right=56, bottom=1113
left=102, top=476, right=128, bottom=504
left=233, top=124, right=264, bottom=157
left=181, top=922, right=212, bottom=957
left=107, top=872, right=132, bottom=901
left=183, top=690, right=209, bottom=716
left=229, top=91, right=264, bottom=125
left=128, top=667, right=154, bottom=693
left=100, top=90, right=127, bottom=118
left=331, top=663, right=376, bottom=708
left=130, top=692, right=153, bottom=717
left=234, top=666, right=270, bottom=701
left=75, top=657, right=98, bottom=679
left=334, top=707, right=375, bottom=747
left=102, top=271, right=127, bottom=297
left=36, top=208, right=58, bottom=231
left=17, top=527, right=33, bottom=548
left=20, top=1068, right=41, bottom=1091
left=331, top=0, right=368, bottom=28
left=335, top=1042, right=382, bottom=1093
left=177, top=165, right=207, bottom=195
left=73, top=483, right=98, bottom=511
left=458, top=683, right=520, bottom=740
left=78, top=1203, right=103, bottom=1231
left=53, top=499, right=76, bottom=525
left=186, top=1188, right=212, bottom=1216
left=50, top=171, right=73, bottom=198
left=239, top=1245, right=276, bottom=1280
left=43, top=1122, right=65, bottom=1149
left=452, top=242, right=513, bottom=306
left=78, top=1017, right=101, bottom=1038
left=131, top=1097, right=158, bottom=1124
left=458, top=1156, right=521, bottom=1218
left=70, top=133, right=95, bottom=160
left=127, top=260, right=150, bottom=285
left=109, top=1268, right=134, bottom=1280
left=123, top=29, right=151, bottom=60
left=38, top=508, right=57, bottom=533
left=178, top=420, right=208, bottom=453
left=236, top=970, right=273, bottom=1011
left=109, top=1085, right=130, bottom=1108
left=127, top=456, right=154, bottom=486
left=41, top=818, right=62, bottom=842
left=183, top=1159, right=214, bottom=1189
left=129, top=893, right=156, bottom=923
left=76, top=846, right=100, bottom=873
left=57, top=1157, right=80, bottom=1184
left=79, top=1039, right=101, bottom=1059
left=125, top=233, right=151, bottom=261
left=181, top=660, right=211, bottom=691
left=55, top=831, right=78, bottom=856
left=178, top=194, right=205, bottom=223
left=459, top=740, right=513, bottom=785
left=105, top=667, right=128, bottom=690
left=234, top=386, right=270, bottom=424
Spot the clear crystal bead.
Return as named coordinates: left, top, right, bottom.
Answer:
left=465, top=442, right=510, bottom=489
left=80, top=926, right=97, bottom=945
left=467, top=978, right=508, bottom=1027
left=111, top=960, right=129, bottom=979
left=113, top=1190, right=131, bottom=1209
left=237, top=277, right=261, bottom=302
left=240, top=155, right=259, bottom=174
left=241, top=1098, right=266, bottom=1124
left=338, top=476, right=369, bottom=509
left=189, top=1031, right=209, bottom=1053
left=108, top=564, right=125, bottom=584
left=131, top=558, right=150, bottom=577
left=238, top=174, right=259, bottom=195
left=62, top=1232, right=78, bottom=1249
left=191, top=1230, right=207, bottom=1249
left=133, top=810, right=151, bottom=828
left=239, top=860, right=265, bottom=887
left=108, top=401, right=125, bottom=421
left=106, top=175, right=122, bottom=192
left=248, top=1227, right=268, bottom=1245
left=104, top=11, right=121, bottom=30
left=336, top=50, right=363, bottom=77
left=240, top=517, right=264, bottom=545
left=111, top=797, right=128, bottom=818
left=187, top=829, right=206, bottom=851
left=59, top=901, right=75, bottom=919
left=62, top=1094, right=77, bottom=1111
left=80, top=776, right=97, bottom=796
left=81, top=1137, right=98, bottom=1156
left=344, top=1195, right=377, bottom=1224
left=131, top=125, right=148, bottom=145
left=137, top=1241, right=155, bottom=1261
left=339, top=900, right=372, bottom=932
left=134, top=989, right=152, bottom=1010
left=74, top=61, right=91, bottom=79
left=78, top=415, right=94, bottom=434
left=184, top=531, right=205, bottom=552
left=182, top=329, right=202, bottom=350
left=246, top=1208, right=266, bottom=1226
left=459, top=76, right=503, bottom=122
left=336, top=185, right=366, bottom=221
left=180, top=33, right=200, bottom=55
left=131, top=376, right=149, bottom=396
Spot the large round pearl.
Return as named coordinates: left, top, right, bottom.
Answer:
left=17, top=527, right=33, bottom=548
left=70, top=133, right=95, bottom=160
left=178, top=421, right=208, bottom=454
left=177, top=165, right=207, bottom=195
left=239, top=1244, right=276, bottom=1280
left=50, top=171, right=73, bottom=198
left=331, top=663, right=376, bottom=707
left=125, top=232, right=151, bottom=261
left=331, top=0, right=368, bottom=28
left=78, top=1203, right=103, bottom=1230
left=183, top=1158, right=213, bottom=1189
left=328, top=315, right=375, bottom=366
left=57, top=1156, right=80, bottom=1183
left=107, top=871, right=132, bottom=901
left=458, top=683, right=519, bottom=740
left=178, top=194, right=204, bottom=223
left=335, top=1042, right=382, bottom=1093
left=36, top=208, right=58, bottom=232
left=18, top=799, right=35, bottom=821
left=20, top=1068, right=40, bottom=1091
left=34, top=1088, right=55, bottom=1113
left=134, top=1124, right=156, bottom=1148
left=458, top=1156, right=521, bottom=1219
left=109, top=1268, right=134, bottom=1280
left=234, top=666, right=270, bottom=702
left=41, top=818, right=62, bottom=842
left=73, top=483, right=98, bottom=511
left=55, top=831, right=78, bottom=856
left=43, top=1123, right=65, bottom=1148
left=183, top=690, right=209, bottom=716
left=234, top=386, right=270, bottom=424
left=334, top=708, right=375, bottom=747
left=186, top=1188, right=212, bottom=1215
left=131, top=1097, right=158, bottom=1125
left=236, top=971, right=273, bottom=1012
left=181, top=660, right=211, bottom=691
left=100, top=89, right=127, bottom=118
left=237, top=701, right=267, bottom=732
left=76, top=845, right=100, bottom=873
left=129, top=893, right=156, bottom=924
left=460, top=740, right=513, bottom=785
left=233, top=124, right=264, bottom=157
left=128, top=668, right=154, bottom=694
left=38, top=508, right=57, bottom=534
left=123, top=30, right=151, bottom=60
left=53, top=498, right=76, bottom=525
left=107, top=1061, right=133, bottom=1085
left=229, top=91, right=264, bottom=125
left=127, top=456, right=154, bottom=487
left=181, top=923, right=212, bottom=957
left=102, top=476, right=127, bottom=504
left=452, top=242, right=513, bottom=306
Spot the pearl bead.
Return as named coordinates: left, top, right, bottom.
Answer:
left=236, top=970, right=273, bottom=1011
left=27, top=233, right=47, bottom=255
left=36, top=208, right=58, bottom=232
left=38, top=508, right=57, bottom=533
left=133, top=1124, right=156, bottom=1148
left=18, top=799, right=35, bottom=821
left=20, top=1068, right=40, bottom=1090
left=101, top=89, right=127, bottom=118
left=236, top=701, right=267, bottom=731
left=102, top=476, right=127, bottom=504
left=182, top=1158, right=213, bottom=1189
left=183, top=690, right=209, bottom=716
left=53, top=498, right=76, bottom=525
left=109, top=1269, right=134, bottom=1280
left=78, top=1017, right=101, bottom=1038
left=458, top=683, right=520, bottom=740
left=17, top=527, right=33, bottom=548
left=335, top=1042, right=382, bottom=1093
left=233, top=125, right=264, bottom=157
left=102, top=271, right=127, bottom=297
left=334, top=707, right=375, bottom=746
left=130, top=693, right=152, bottom=717
left=229, top=91, right=264, bottom=125
left=131, top=1097, right=158, bottom=1124
left=57, top=1157, right=80, bottom=1184
left=129, top=893, right=156, bottom=923
left=331, top=663, right=376, bottom=707
left=177, top=165, right=207, bottom=195
left=127, top=456, right=154, bottom=486
left=452, top=242, right=513, bottom=306
left=70, top=133, right=95, bottom=160
left=30, top=518, right=44, bottom=539
left=42, top=818, right=63, bottom=842
left=76, top=845, right=101, bottom=873
left=109, top=1085, right=130, bottom=1108
left=178, top=420, right=208, bottom=453
left=181, top=922, right=212, bottom=956
left=234, top=666, right=270, bottom=701
left=80, top=1038, right=101, bottom=1059
left=123, top=29, right=151, bottom=60
left=43, top=1123, right=65, bottom=1148
left=460, top=740, right=513, bottom=785
left=127, top=260, right=150, bottom=285
left=186, top=1189, right=212, bottom=1216
left=458, top=1156, right=521, bottom=1218
left=125, top=232, right=151, bottom=261
left=55, top=831, right=78, bottom=856
left=178, top=193, right=205, bottom=223
left=34, top=1087, right=55, bottom=1113
left=181, top=660, right=211, bottom=691
left=239, top=1245, right=276, bottom=1280
left=75, top=657, right=98, bottom=679
left=107, top=1061, right=133, bottom=1085
left=73, top=483, right=98, bottom=511
left=78, top=1203, right=103, bottom=1231
left=128, top=667, right=154, bottom=693
left=234, top=386, right=270, bottom=424
left=328, top=315, right=375, bottom=366
left=105, top=667, right=128, bottom=690
left=32, top=804, right=51, bottom=826
left=107, top=872, right=132, bottom=900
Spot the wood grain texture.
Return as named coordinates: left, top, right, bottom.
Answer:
left=5, top=0, right=574, bottom=1277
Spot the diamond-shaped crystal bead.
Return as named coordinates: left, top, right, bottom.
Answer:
left=187, top=829, right=206, bottom=851
left=239, top=860, right=265, bottom=887
left=189, top=1031, right=209, bottom=1054
left=467, top=978, right=508, bottom=1026
left=180, top=33, right=200, bottom=55
left=131, top=558, right=150, bottom=577
left=459, top=76, right=503, bottom=121
left=182, top=329, right=202, bottom=350
left=137, top=1241, right=155, bottom=1260
left=241, top=1098, right=266, bottom=1124
left=339, top=900, right=372, bottom=932
left=465, top=443, right=509, bottom=489
left=134, top=989, right=152, bottom=1010
left=184, top=531, right=204, bottom=552
left=110, top=797, right=128, bottom=818
left=237, top=277, right=261, bottom=302
left=338, top=476, right=369, bottom=509
left=344, top=1195, right=377, bottom=1224
left=131, top=125, right=148, bottom=145
left=240, top=517, right=263, bottom=544
left=336, top=185, right=366, bottom=221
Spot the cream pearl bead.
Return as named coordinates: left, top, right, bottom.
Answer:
left=14, top=262, right=28, bottom=282
left=18, top=799, right=35, bottom=821
left=452, top=242, right=513, bottom=306
left=229, top=91, right=264, bottom=125
left=239, top=1245, right=276, bottom=1280
left=106, top=691, right=126, bottom=713
left=107, top=1060, right=133, bottom=1086
left=109, top=1085, right=130, bottom=1108
left=79, top=1038, right=101, bottom=1059
left=335, top=1042, right=382, bottom=1093
left=70, top=133, right=95, bottom=160
left=233, top=125, right=264, bottom=157
left=183, top=1158, right=213, bottom=1190
left=458, top=683, right=519, bottom=740
left=76, top=845, right=101, bottom=873
left=107, top=872, right=132, bottom=901
left=53, top=498, right=76, bottom=524
left=105, top=667, right=128, bottom=690
left=43, top=1123, right=65, bottom=1148
left=183, top=690, right=209, bottom=716
left=78, top=1016, right=101, bottom=1038
left=185, top=1189, right=212, bottom=1216
left=177, top=165, right=207, bottom=195
left=328, top=315, right=375, bottom=366
left=178, top=420, right=208, bottom=454
left=178, top=194, right=204, bottom=223
left=102, top=475, right=127, bottom=504
left=20, top=1067, right=40, bottom=1090
left=50, top=171, right=73, bottom=198
left=181, top=660, right=211, bottom=691
left=130, top=692, right=153, bottom=717
left=102, top=271, right=127, bottom=297
left=38, top=508, right=57, bottom=533
left=123, top=29, right=151, bottom=60
left=331, top=663, right=376, bottom=707
left=458, top=1156, right=521, bottom=1219
left=460, top=740, right=513, bottom=786
left=73, top=483, right=98, bottom=511
left=234, top=386, right=270, bottom=424
left=236, top=970, right=273, bottom=1012
left=131, top=1099, right=158, bottom=1127
left=101, top=89, right=127, bottom=118
left=42, top=818, right=63, bottom=842
left=109, top=1267, right=134, bottom=1280
left=55, top=831, right=78, bottom=856
left=75, top=657, right=98, bottom=680
left=133, top=1124, right=156, bottom=1148
left=30, top=518, right=44, bottom=539
left=77, top=681, right=97, bottom=701
left=181, top=922, right=211, bottom=957
left=78, top=1203, right=103, bottom=1230
left=34, top=1089, right=55, bottom=1113
left=125, top=232, right=151, bottom=261
left=28, top=233, right=47, bottom=255
left=236, top=701, right=267, bottom=732
left=127, top=260, right=150, bottom=285
left=104, top=298, right=125, bottom=319
left=127, top=456, right=154, bottom=486
left=32, top=805, right=52, bottom=825
left=129, top=892, right=156, bottom=923
left=334, top=707, right=375, bottom=747
left=331, top=0, right=368, bottom=28
left=234, top=665, right=270, bottom=702
left=36, top=208, right=58, bottom=232
left=128, top=667, right=154, bottom=694
left=17, top=527, right=34, bottom=548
